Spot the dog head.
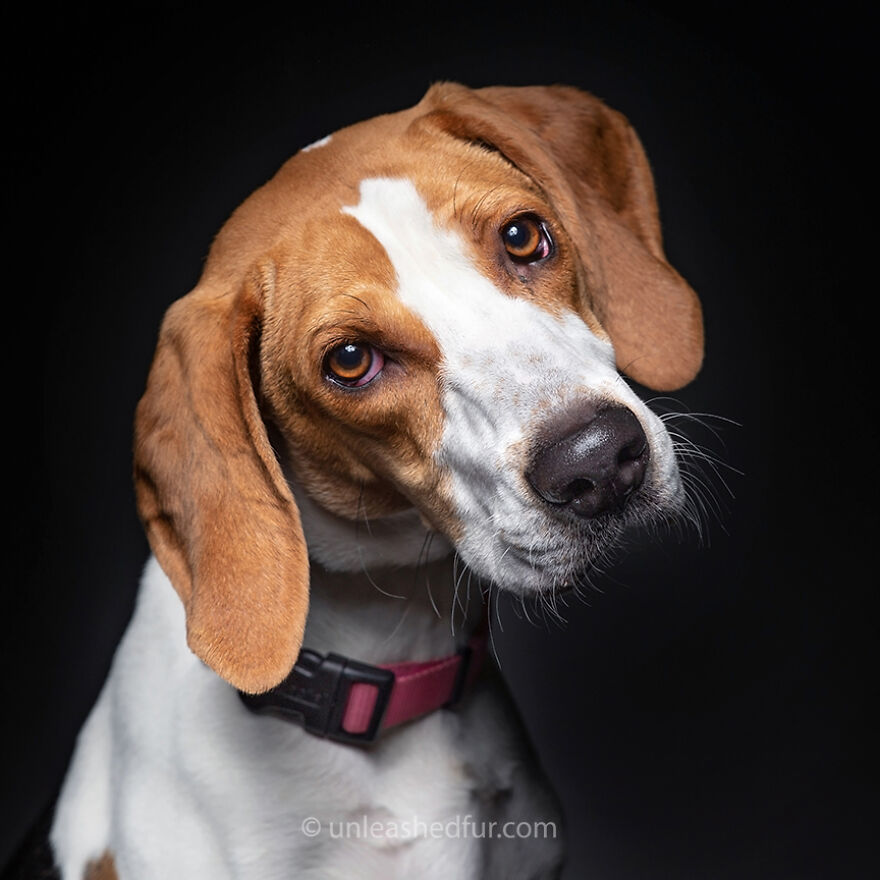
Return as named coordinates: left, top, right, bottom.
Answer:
left=134, top=83, right=703, bottom=693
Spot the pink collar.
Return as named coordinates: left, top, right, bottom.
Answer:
left=239, top=629, right=488, bottom=746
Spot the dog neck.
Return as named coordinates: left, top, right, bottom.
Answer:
left=295, top=487, right=483, bottom=666
left=303, top=555, right=483, bottom=666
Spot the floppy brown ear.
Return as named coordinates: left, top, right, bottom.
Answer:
left=419, top=82, right=703, bottom=390
left=133, top=278, right=308, bottom=694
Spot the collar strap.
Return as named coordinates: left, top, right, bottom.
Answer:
left=238, top=631, right=487, bottom=746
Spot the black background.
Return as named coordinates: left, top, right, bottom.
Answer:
left=3, top=3, right=875, bottom=878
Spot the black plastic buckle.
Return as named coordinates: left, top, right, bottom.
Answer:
left=239, top=649, right=395, bottom=745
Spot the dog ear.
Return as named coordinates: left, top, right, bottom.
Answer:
left=133, top=276, right=308, bottom=694
left=419, top=82, right=703, bottom=391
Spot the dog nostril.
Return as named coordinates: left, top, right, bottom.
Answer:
left=619, top=435, right=647, bottom=465
left=526, top=406, right=649, bottom=519
left=568, top=477, right=595, bottom=497
left=617, top=437, right=648, bottom=488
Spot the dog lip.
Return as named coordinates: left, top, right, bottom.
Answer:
left=485, top=519, right=621, bottom=587
left=469, top=481, right=689, bottom=595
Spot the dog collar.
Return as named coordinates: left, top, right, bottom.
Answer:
left=238, top=630, right=487, bottom=746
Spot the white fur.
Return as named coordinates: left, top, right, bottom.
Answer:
left=344, top=177, right=681, bottom=593
left=301, top=134, right=332, bottom=152
left=288, top=471, right=453, bottom=573
left=52, top=558, right=563, bottom=879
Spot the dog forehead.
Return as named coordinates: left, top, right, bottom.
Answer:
left=340, top=175, right=587, bottom=352
left=210, top=106, right=585, bottom=353
left=342, top=177, right=500, bottom=343
left=264, top=131, right=545, bottom=311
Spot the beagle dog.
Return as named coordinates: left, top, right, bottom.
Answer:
left=47, top=82, right=702, bottom=879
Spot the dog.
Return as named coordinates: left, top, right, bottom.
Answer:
left=44, top=82, right=703, bottom=879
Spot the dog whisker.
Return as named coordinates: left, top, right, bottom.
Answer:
left=486, top=585, right=504, bottom=672
left=382, top=601, right=413, bottom=647
left=355, top=482, right=377, bottom=538
left=415, top=531, right=443, bottom=620
left=462, top=567, right=474, bottom=635
left=425, top=571, right=441, bottom=620
left=450, top=551, right=473, bottom=639
left=630, top=402, right=742, bottom=550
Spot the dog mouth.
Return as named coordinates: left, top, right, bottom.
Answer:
left=455, top=480, right=678, bottom=596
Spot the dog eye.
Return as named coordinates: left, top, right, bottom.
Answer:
left=324, top=342, right=385, bottom=387
left=500, top=215, right=553, bottom=263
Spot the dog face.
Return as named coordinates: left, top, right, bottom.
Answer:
left=134, top=84, right=703, bottom=693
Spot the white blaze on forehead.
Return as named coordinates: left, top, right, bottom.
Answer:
left=342, top=176, right=617, bottom=412
left=343, top=177, right=614, bottom=371
left=343, top=177, right=677, bottom=590
left=344, top=178, right=511, bottom=351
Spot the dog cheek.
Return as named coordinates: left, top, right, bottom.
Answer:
left=363, top=407, right=467, bottom=543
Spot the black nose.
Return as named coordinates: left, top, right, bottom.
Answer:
left=526, top=406, right=649, bottom=518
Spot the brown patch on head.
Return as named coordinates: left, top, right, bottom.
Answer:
left=85, top=851, right=117, bottom=880
left=257, top=208, right=456, bottom=537
left=395, top=123, right=590, bottom=327
left=411, top=82, right=704, bottom=391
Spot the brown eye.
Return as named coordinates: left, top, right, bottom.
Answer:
left=500, top=215, right=553, bottom=263
left=324, top=342, right=385, bottom=387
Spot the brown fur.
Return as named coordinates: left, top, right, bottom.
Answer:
left=84, top=852, right=117, bottom=880
left=418, top=83, right=703, bottom=389
left=133, top=83, right=703, bottom=695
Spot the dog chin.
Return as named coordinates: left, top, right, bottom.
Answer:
left=461, top=488, right=680, bottom=596
left=453, top=515, right=618, bottom=596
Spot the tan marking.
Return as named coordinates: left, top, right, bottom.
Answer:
left=84, top=851, right=118, bottom=880
left=413, top=83, right=702, bottom=389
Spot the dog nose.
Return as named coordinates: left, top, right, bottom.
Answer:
left=526, top=406, right=649, bottom=518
